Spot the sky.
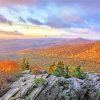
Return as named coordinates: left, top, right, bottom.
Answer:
left=0, top=0, right=100, bottom=39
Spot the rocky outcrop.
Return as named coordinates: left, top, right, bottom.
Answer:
left=0, top=71, right=100, bottom=100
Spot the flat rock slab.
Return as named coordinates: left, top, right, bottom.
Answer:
left=1, top=72, right=100, bottom=100
left=0, top=88, right=19, bottom=100
left=20, top=83, right=35, bottom=98
left=35, top=76, right=59, bottom=100
left=42, top=74, right=49, bottom=79
left=28, top=86, right=44, bottom=100
left=22, top=70, right=31, bottom=74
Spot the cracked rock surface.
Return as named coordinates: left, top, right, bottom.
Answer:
left=0, top=71, right=100, bottom=100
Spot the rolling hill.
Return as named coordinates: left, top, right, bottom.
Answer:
left=0, top=38, right=99, bottom=73
left=36, top=42, right=100, bottom=62
left=0, top=38, right=93, bottom=53
left=16, top=41, right=100, bottom=73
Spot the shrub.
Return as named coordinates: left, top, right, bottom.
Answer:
left=0, top=72, right=17, bottom=96
left=50, top=61, right=70, bottom=78
left=0, top=60, right=20, bottom=73
left=49, top=62, right=86, bottom=79
left=72, top=66, right=86, bottom=79
left=34, top=78, right=47, bottom=86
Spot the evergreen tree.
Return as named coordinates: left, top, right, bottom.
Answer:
left=73, top=66, right=86, bottom=79
left=49, top=62, right=56, bottom=73
left=25, top=60, right=30, bottom=70
left=53, top=61, right=69, bottom=78
left=57, top=61, right=64, bottom=69
left=21, top=58, right=30, bottom=71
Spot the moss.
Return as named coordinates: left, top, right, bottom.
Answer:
left=63, top=84, right=68, bottom=89
left=65, top=96, right=70, bottom=100
left=34, top=78, right=47, bottom=85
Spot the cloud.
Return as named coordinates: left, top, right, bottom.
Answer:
left=0, top=15, right=11, bottom=23
left=53, top=0, right=100, bottom=11
left=0, top=0, right=100, bottom=9
left=0, top=0, right=100, bottom=40
left=0, top=30, right=24, bottom=36
left=64, top=15, right=84, bottom=23
left=0, top=0, right=100, bottom=29
left=0, top=0, right=37, bottom=6
left=0, top=23, right=100, bottom=40
left=61, top=28, right=100, bottom=40
left=0, top=31, right=24, bottom=39
left=0, top=0, right=48, bottom=7
left=45, top=14, right=85, bottom=28
left=27, top=18, right=43, bottom=25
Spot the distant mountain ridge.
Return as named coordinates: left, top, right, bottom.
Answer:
left=0, top=38, right=99, bottom=73
left=0, top=38, right=95, bottom=53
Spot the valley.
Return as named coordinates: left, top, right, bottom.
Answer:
left=0, top=38, right=99, bottom=73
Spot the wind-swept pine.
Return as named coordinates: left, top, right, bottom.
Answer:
left=72, top=65, right=86, bottom=79
left=49, top=61, right=70, bottom=78
left=20, top=58, right=30, bottom=71
left=49, top=62, right=56, bottom=73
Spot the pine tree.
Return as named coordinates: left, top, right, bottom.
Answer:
left=25, top=60, right=30, bottom=70
left=21, top=58, right=30, bottom=71
left=49, top=62, right=56, bottom=73
left=53, top=61, right=70, bottom=78
left=57, top=61, right=64, bottom=70
left=73, top=66, right=86, bottom=79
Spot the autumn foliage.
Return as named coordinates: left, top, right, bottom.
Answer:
left=37, top=42, right=100, bottom=62
left=0, top=60, right=21, bottom=96
left=35, top=42, right=100, bottom=73
left=0, top=60, right=20, bottom=73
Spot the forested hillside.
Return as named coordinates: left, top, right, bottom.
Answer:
left=37, top=42, right=100, bottom=62
left=16, top=42, right=100, bottom=73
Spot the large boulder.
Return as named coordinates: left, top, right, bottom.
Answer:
left=65, top=78, right=86, bottom=100
left=0, top=72, right=100, bottom=100
left=80, top=78, right=100, bottom=100
left=86, top=73, right=100, bottom=83
left=35, top=76, right=60, bottom=100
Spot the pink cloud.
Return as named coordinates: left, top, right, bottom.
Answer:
left=62, top=28, right=100, bottom=40
left=0, top=31, right=24, bottom=36
left=0, top=0, right=38, bottom=6
left=63, top=14, right=84, bottom=23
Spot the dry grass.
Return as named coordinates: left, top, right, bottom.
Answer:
left=0, top=72, right=17, bottom=97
